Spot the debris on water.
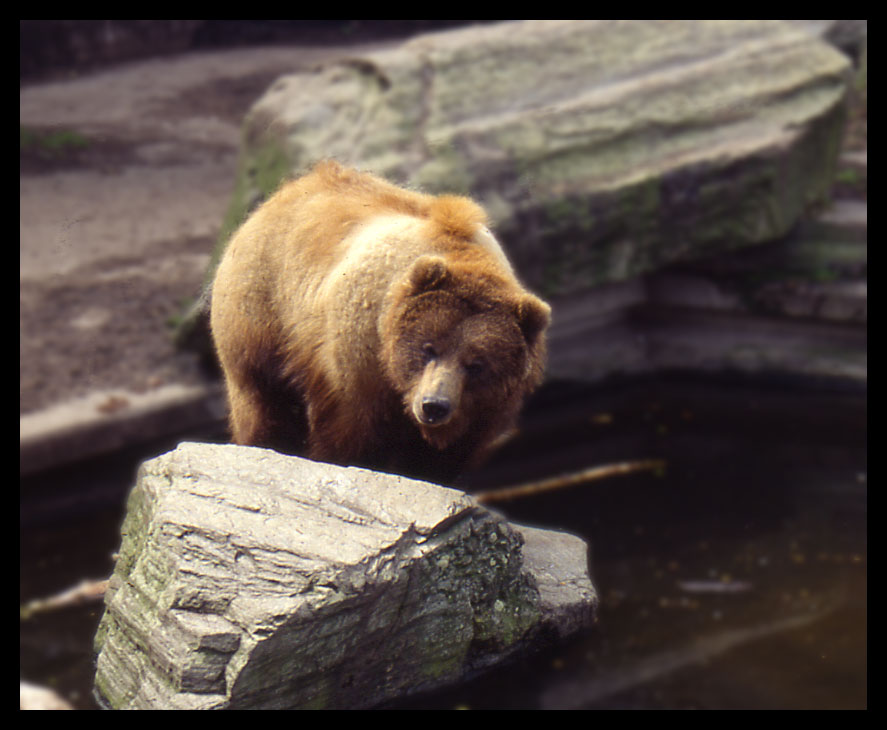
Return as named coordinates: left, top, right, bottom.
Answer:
left=677, top=580, right=753, bottom=594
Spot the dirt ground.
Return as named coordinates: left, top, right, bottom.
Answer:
left=20, top=41, right=394, bottom=415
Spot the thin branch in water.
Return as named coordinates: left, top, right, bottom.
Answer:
left=475, top=459, right=666, bottom=504
left=20, top=578, right=109, bottom=620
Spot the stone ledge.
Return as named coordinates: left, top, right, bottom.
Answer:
left=20, top=382, right=225, bottom=476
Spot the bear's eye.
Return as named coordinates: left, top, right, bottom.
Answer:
left=421, top=343, right=438, bottom=362
left=465, top=360, right=485, bottom=378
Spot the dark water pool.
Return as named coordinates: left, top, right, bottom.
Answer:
left=20, top=375, right=866, bottom=710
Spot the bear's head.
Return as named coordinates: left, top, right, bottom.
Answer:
left=381, top=255, right=551, bottom=452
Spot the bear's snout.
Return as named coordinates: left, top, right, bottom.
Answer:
left=411, top=359, right=462, bottom=428
left=420, top=396, right=451, bottom=424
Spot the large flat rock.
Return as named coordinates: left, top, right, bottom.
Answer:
left=232, top=20, right=849, bottom=295
left=93, top=442, right=596, bottom=709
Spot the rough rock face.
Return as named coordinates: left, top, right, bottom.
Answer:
left=93, top=442, right=596, bottom=710
left=232, top=20, right=849, bottom=295
left=545, top=194, right=867, bottom=386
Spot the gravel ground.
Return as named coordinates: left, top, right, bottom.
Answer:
left=20, top=42, right=390, bottom=415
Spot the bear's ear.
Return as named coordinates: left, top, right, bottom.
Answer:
left=408, top=256, right=450, bottom=294
left=516, top=295, right=551, bottom=345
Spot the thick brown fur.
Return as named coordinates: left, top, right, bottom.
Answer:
left=210, top=160, right=550, bottom=481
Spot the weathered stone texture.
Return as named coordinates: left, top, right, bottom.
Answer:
left=93, top=442, right=596, bottom=710
left=233, top=20, right=849, bottom=295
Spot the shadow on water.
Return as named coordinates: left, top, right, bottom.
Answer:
left=20, top=374, right=866, bottom=709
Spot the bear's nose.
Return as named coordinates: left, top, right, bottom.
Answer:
left=421, top=397, right=451, bottom=424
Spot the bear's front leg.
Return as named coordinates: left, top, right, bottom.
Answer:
left=224, top=370, right=309, bottom=456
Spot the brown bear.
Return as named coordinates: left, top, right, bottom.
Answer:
left=210, top=160, right=550, bottom=482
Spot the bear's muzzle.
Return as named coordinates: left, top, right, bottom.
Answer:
left=411, top=358, right=462, bottom=428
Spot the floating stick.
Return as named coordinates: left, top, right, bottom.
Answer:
left=475, top=459, right=666, bottom=504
